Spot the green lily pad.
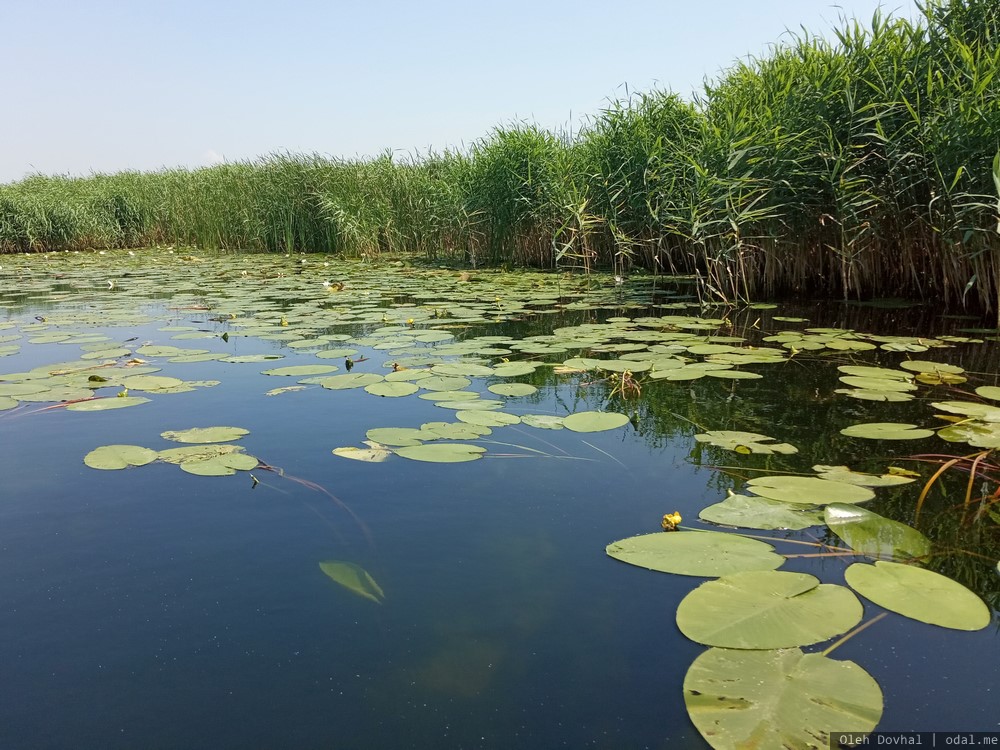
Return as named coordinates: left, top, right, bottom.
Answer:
left=332, top=441, right=392, bottom=462
left=976, top=386, right=1000, bottom=402
left=812, top=465, right=915, bottom=487
left=684, top=648, right=882, bottom=749
left=160, top=426, right=249, bottom=443
left=394, top=443, right=486, bottom=463
left=261, top=364, right=339, bottom=376
left=418, top=375, right=473, bottom=391
left=932, top=401, right=1000, bottom=421
left=84, top=444, right=159, bottom=470
left=845, top=561, right=990, bottom=630
left=563, top=411, right=630, bottom=433
left=677, top=570, right=863, bottom=648
left=699, top=493, right=823, bottom=530
left=317, top=373, right=385, bottom=390
left=179, top=452, right=259, bottom=476
left=694, top=430, right=797, bottom=455
left=487, top=383, right=538, bottom=397
left=366, top=427, right=426, bottom=447
left=825, top=504, right=931, bottom=560
left=419, top=421, right=491, bottom=440
left=937, top=421, right=1000, bottom=448
left=835, top=388, right=915, bottom=402
left=899, top=360, right=964, bottom=374
left=0, top=396, right=17, bottom=410
left=65, top=396, right=152, bottom=411
left=606, top=530, right=783, bottom=577
left=840, top=422, right=934, bottom=440
left=364, top=381, right=419, bottom=397
left=158, top=444, right=245, bottom=464
left=746, top=475, right=875, bottom=505
left=454, top=410, right=520, bottom=427
left=118, top=374, right=186, bottom=392
left=319, top=560, right=385, bottom=603
left=520, top=414, right=565, bottom=430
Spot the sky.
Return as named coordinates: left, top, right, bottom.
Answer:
left=0, top=0, right=916, bottom=184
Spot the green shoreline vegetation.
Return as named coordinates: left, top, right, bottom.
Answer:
left=2, top=0, right=998, bottom=309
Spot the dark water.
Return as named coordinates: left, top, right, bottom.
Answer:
left=1, top=260, right=999, bottom=749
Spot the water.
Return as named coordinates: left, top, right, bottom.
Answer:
left=0, top=251, right=998, bottom=748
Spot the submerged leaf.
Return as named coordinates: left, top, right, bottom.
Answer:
left=319, top=560, right=385, bottom=603
left=684, top=648, right=882, bottom=749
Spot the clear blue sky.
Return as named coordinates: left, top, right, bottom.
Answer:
left=1, top=0, right=914, bottom=184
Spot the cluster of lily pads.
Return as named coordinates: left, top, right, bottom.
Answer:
left=83, top=426, right=257, bottom=476
left=608, top=467, right=990, bottom=747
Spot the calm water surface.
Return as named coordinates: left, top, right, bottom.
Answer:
left=0, top=252, right=998, bottom=749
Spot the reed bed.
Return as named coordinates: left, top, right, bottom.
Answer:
left=2, top=0, right=998, bottom=310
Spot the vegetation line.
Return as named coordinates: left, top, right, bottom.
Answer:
left=2, top=1, right=998, bottom=312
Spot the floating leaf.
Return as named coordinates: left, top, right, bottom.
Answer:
left=317, top=373, right=385, bottom=390
left=937, top=421, right=1000, bottom=448
left=694, top=430, right=797, bottom=455
left=158, top=444, right=245, bottom=464
left=419, top=421, right=491, bottom=440
left=487, top=383, right=538, bottom=397
left=264, top=385, right=307, bottom=396
left=812, top=465, right=915, bottom=487
left=394, top=443, right=486, bottom=463
left=84, top=444, right=159, bottom=470
left=520, top=414, right=565, bottom=430
left=932, top=400, right=1000, bottom=421
left=454, top=410, right=520, bottom=427
left=364, top=381, right=419, bottom=397
left=180, top=452, right=259, bottom=476
left=261, top=364, right=339, bottom=376
left=160, top=426, right=249, bottom=443
left=319, top=560, right=385, bottom=603
left=840, top=422, right=934, bottom=440
left=606, top=530, right=783, bottom=577
left=677, top=570, right=863, bottom=648
left=332, top=441, right=392, bottom=462
left=366, top=427, right=425, bottom=447
left=684, top=648, right=882, bottom=749
left=976, top=386, right=1000, bottom=402
left=899, top=360, right=964, bottom=374
left=845, top=561, right=990, bottom=630
left=699, top=493, right=823, bottom=530
left=746, top=475, right=875, bottom=505
left=65, top=396, right=151, bottom=411
left=825, top=504, right=931, bottom=560
left=563, top=411, right=630, bottom=433
left=118, top=374, right=186, bottom=392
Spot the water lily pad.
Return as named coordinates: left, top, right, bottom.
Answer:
left=746, top=475, right=875, bottom=505
left=899, top=360, right=964, bottom=374
left=487, top=383, right=537, bottom=397
left=180, top=452, right=259, bottom=476
left=937, top=421, right=1000, bottom=448
left=419, top=375, right=472, bottom=391
left=824, top=504, right=931, bottom=560
left=699, top=493, right=823, bottom=530
left=419, top=421, right=491, bottom=440
left=261, top=364, right=339, bottom=376
left=84, top=444, right=159, bottom=470
left=694, top=431, right=797, bottom=455
left=684, top=648, right=882, bottom=749
left=812, top=465, right=915, bottom=487
left=394, top=443, right=486, bottom=463
left=65, top=396, right=151, bottom=411
left=677, top=570, right=863, bottom=648
left=158, top=444, right=245, bottom=464
left=845, top=561, right=990, bottom=630
left=454, top=410, right=521, bottom=427
left=332, top=441, right=393, bottom=462
left=364, top=381, right=419, bottom=397
left=119, top=374, right=186, bottom=392
left=976, top=386, right=1000, bottom=402
left=366, top=427, right=426, bottom=447
left=606, top=530, right=783, bottom=577
left=160, top=426, right=249, bottom=443
left=319, top=560, right=385, bottom=603
left=520, top=414, right=565, bottom=430
left=317, top=373, right=385, bottom=390
left=840, top=422, right=934, bottom=440
left=563, top=411, right=630, bottom=433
